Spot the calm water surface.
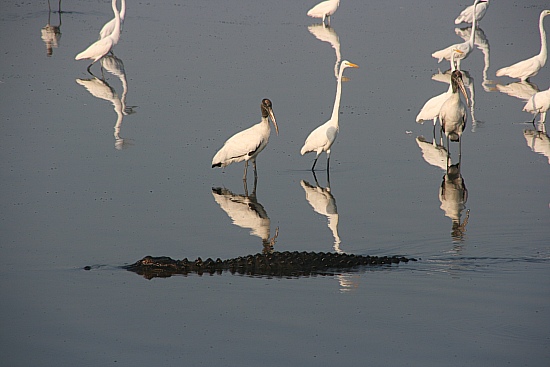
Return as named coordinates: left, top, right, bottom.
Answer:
left=1, top=0, right=549, bottom=366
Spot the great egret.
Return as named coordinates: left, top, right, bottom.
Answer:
left=307, top=0, right=340, bottom=25
left=432, top=0, right=481, bottom=69
left=99, top=0, right=126, bottom=40
left=212, top=99, right=278, bottom=180
left=416, top=50, right=463, bottom=140
left=454, top=0, right=489, bottom=25
left=439, top=70, right=468, bottom=157
left=496, top=10, right=550, bottom=81
left=75, top=0, right=121, bottom=74
left=523, top=87, right=550, bottom=131
left=301, top=60, right=358, bottom=171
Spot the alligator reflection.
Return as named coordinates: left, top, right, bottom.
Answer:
left=123, top=252, right=416, bottom=279
left=308, top=23, right=341, bottom=79
left=523, top=129, right=550, bottom=164
left=41, top=0, right=62, bottom=57
left=212, top=178, right=278, bottom=254
left=76, top=55, right=135, bottom=149
left=300, top=171, right=341, bottom=253
left=439, top=163, right=470, bottom=243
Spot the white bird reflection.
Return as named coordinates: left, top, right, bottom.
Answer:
left=455, top=26, right=492, bottom=90
left=523, top=129, right=550, bottom=164
left=496, top=10, right=550, bottom=82
left=454, top=0, right=489, bottom=25
left=76, top=56, right=135, bottom=149
left=439, top=163, right=469, bottom=243
left=523, top=87, right=550, bottom=132
left=308, top=23, right=341, bottom=79
left=300, top=172, right=341, bottom=253
left=212, top=179, right=278, bottom=253
left=416, top=136, right=450, bottom=171
left=493, top=80, right=539, bottom=102
left=41, top=0, right=62, bottom=57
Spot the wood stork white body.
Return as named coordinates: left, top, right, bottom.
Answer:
left=432, top=0, right=481, bottom=69
left=439, top=70, right=469, bottom=157
left=99, top=0, right=126, bottom=40
left=523, top=87, right=550, bottom=130
left=307, top=0, right=340, bottom=25
left=301, top=60, right=358, bottom=171
left=212, top=99, right=278, bottom=180
left=496, top=10, right=550, bottom=81
left=454, top=0, right=489, bottom=25
left=75, top=0, right=121, bottom=74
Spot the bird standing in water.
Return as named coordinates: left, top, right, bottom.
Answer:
left=301, top=60, right=359, bottom=171
left=212, top=99, right=278, bottom=181
left=307, top=0, right=340, bottom=26
left=440, top=70, right=469, bottom=159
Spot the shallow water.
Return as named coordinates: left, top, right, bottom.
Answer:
left=1, top=0, right=549, bottom=365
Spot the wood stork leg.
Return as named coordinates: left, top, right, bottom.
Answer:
left=252, top=159, right=258, bottom=179
left=243, top=160, right=248, bottom=181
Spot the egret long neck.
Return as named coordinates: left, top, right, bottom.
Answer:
left=111, top=0, right=121, bottom=38
left=539, top=13, right=548, bottom=63
left=469, top=0, right=479, bottom=45
left=120, top=0, right=126, bottom=20
left=330, top=67, right=345, bottom=124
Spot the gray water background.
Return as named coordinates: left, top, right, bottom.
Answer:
left=1, top=0, right=549, bottom=365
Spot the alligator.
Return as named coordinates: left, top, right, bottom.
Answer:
left=122, top=251, right=417, bottom=279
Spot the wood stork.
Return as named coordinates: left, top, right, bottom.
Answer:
left=307, top=0, right=340, bottom=25
left=454, top=0, right=489, bottom=25
left=496, top=10, right=550, bottom=81
left=523, top=87, right=550, bottom=131
left=439, top=69, right=469, bottom=158
left=432, top=0, right=481, bottom=69
left=212, top=99, right=278, bottom=180
left=75, top=0, right=121, bottom=74
left=301, top=60, right=358, bottom=171
left=99, top=0, right=126, bottom=40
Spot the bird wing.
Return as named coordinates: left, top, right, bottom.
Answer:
left=301, top=122, right=336, bottom=154
left=496, top=56, right=542, bottom=79
left=75, top=37, right=114, bottom=61
left=212, top=124, right=265, bottom=166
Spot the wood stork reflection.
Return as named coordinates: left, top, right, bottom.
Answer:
left=301, top=60, right=358, bottom=171
left=439, top=163, right=469, bottom=243
left=307, top=0, right=340, bottom=25
left=523, top=129, right=550, bottom=163
left=432, top=0, right=481, bottom=69
left=41, top=0, right=62, bottom=57
left=454, top=0, right=489, bottom=25
left=212, top=99, right=278, bottom=180
left=496, top=10, right=550, bottom=82
left=75, top=0, right=121, bottom=74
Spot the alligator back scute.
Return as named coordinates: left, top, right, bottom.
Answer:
left=123, top=251, right=417, bottom=279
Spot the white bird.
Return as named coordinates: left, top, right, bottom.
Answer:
left=432, top=0, right=481, bottom=69
left=99, top=0, right=126, bottom=40
left=416, top=50, right=463, bottom=140
left=75, top=0, right=121, bottom=74
left=523, top=87, right=550, bottom=131
left=496, top=10, right=550, bottom=82
left=212, top=99, right=278, bottom=180
left=301, top=175, right=341, bottom=253
left=301, top=60, right=358, bottom=171
left=307, top=0, right=340, bottom=25
left=454, top=0, right=489, bottom=25
left=439, top=69, right=469, bottom=158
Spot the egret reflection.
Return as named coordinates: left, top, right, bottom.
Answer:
left=455, top=26, right=492, bottom=89
left=439, top=163, right=470, bottom=243
left=212, top=179, right=278, bottom=253
left=495, top=10, right=550, bottom=82
left=308, top=23, right=341, bottom=79
left=494, top=80, right=539, bottom=102
left=454, top=0, right=489, bottom=25
left=301, top=172, right=341, bottom=253
left=41, top=0, right=62, bottom=57
left=523, top=129, right=550, bottom=164
left=76, top=56, right=135, bottom=149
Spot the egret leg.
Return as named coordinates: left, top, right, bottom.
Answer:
left=87, top=63, right=94, bottom=75
left=311, top=154, right=320, bottom=171
left=243, top=161, right=248, bottom=181
left=326, top=150, right=331, bottom=171
left=252, top=159, right=258, bottom=179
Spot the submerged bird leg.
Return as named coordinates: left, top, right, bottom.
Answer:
left=87, top=63, right=94, bottom=75
left=252, top=159, right=258, bottom=179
